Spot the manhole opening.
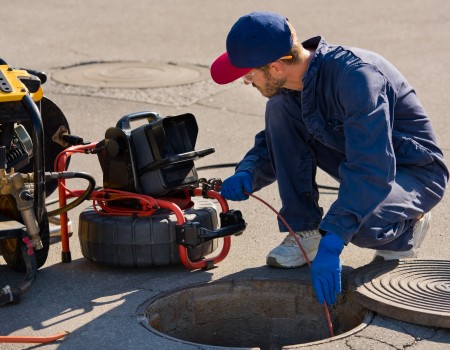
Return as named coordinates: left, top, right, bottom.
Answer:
left=141, top=279, right=372, bottom=349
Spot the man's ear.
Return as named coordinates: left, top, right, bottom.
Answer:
left=269, top=61, right=285, bottom=76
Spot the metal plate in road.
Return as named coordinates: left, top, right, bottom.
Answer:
left=349, top=259, right=450, bottom=328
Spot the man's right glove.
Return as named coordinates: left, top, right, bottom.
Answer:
left=310, top=233, right=345, bottom=305
left=220, top=171, right=253, bottom=201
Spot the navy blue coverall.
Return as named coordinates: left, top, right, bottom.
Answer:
left=236, top=36, right=448, bottom=251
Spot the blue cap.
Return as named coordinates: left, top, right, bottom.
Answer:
left=211, top=12, right=293, bottom=84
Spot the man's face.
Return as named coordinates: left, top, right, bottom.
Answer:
left=244, top=68, right=286, bottom=98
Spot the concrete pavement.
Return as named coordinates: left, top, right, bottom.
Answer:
left=1, top=1, right=449, bottom=349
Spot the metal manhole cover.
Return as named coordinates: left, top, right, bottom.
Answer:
left=52, top=61, right=208, bottom=88
left=349, top=259, right=450, bottom=328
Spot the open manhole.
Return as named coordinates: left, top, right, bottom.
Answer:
left=52, top=61, right=209, bottom=88
left=350, top=259, right=450, bottom=328
left=138, top=279, right=373, bottom=349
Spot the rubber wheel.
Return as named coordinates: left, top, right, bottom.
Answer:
left=78, top=198, right=219, bottom=267
left=0, top=195, right=50, bottom=271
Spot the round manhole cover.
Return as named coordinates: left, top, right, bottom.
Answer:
left=52, top=62, right=208, bottom=88
left=350, top=259, right=450, bottom=328
left=138, top=279, right=373, bottom=349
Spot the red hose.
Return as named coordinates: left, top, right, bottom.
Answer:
left=191, top=188, right=231, bottom=265
left=157, top=189, right=232, bottom=270
left=244, top=192, right=335, bottom=338
left=54, top=143, right=97, bottom=258
left=156, top=199, right=186, bottom=224
left=0, top=331, right=69, bottom=344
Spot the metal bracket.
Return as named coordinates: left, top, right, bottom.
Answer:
left=0, top=69, right=13, bottom=93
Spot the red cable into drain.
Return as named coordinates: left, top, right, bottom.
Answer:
left=244, top=192, right=335, bottom=337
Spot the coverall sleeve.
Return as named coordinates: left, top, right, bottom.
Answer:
left=319, top=64, right=396, bottom=243
left=235, top=130, right=277, bottom=191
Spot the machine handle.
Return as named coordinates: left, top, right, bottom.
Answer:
left=19, top=68, right=47, bottom=84
left=176, top=209, right=246, bottom=248
left=199, top=223, right=246, bottom=241
left=139, top=148, right=215, bottom=174
left=176, top=222, right=246, bottom=248
left=116, top=111, right=162, bottom=131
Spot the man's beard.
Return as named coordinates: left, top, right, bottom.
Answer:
left=253, top=70, right=286, bottom=98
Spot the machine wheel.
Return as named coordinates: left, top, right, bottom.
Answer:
left=78, top=198, right=219, bottom=267
left=0, top=195, right=50, bottom=271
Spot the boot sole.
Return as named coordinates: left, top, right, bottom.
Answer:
left=266, top=257, right=308, bottom=269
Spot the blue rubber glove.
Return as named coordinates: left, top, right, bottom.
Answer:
left=220, top=171, right=253, bottom=201
left=311, top=233, right=345, bottom=305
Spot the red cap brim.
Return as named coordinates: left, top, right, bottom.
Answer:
left=210, top=52, right=252, bottom=85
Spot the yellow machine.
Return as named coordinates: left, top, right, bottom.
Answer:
left=0, top=59, right=71, bottom=305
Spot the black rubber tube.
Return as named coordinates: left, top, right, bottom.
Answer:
left=46, top=171, right=96, bottom=216
left=196, top=162, right=339, bottom=191
left=1, top=237, right=38, bottom=307
left=22, top=95, right=46, bottom=223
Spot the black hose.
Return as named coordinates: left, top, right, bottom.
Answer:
left=15, top=238, right=38, bottom=295
left=196, top=163, right=240, bottom=171
left=196, top=162, right=339, bottom=191
left=45, top=197, right=60, bottom=206
left=45, top=186, right=103, bottom=207
left=1, top=237, right=37, bottom=307
left=22, top=95, right=47, bottom=224
left=46, top=171, right=96, bottom=216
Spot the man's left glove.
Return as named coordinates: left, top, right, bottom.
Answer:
left=220, top=171, right=253, bottom=201
left=310, top=233, right=345, bottom=305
